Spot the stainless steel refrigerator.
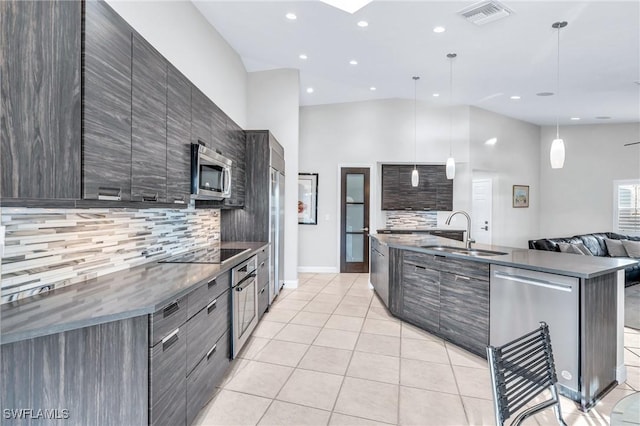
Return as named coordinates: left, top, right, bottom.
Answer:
left=269, top=159, right=285, bottom=303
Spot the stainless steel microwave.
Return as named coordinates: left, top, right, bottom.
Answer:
left=191, top=143, right=232, bottom=200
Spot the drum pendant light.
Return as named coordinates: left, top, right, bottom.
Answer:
left=550, top=21, right=568, bottom=169
left=446, top=53, right=457, bottom=180
left=411, top=76, right=420, bottom=187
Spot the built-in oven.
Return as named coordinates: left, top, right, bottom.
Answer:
left=231, top=255, right=258, bottom=358
left=191, top=142, right=232, bottom=200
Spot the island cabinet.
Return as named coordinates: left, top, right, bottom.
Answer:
left=1, top=0, right=82, bottom=201
left=392, top=249, right=490, bottom=356
left=381, top=165, right=453, bottom=211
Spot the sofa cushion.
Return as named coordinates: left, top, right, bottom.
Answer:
left=622, top=240, right=640, bottom=258
left=558, top=242, right=593, bottom=255
left=605, top=238, right=628, bottom=257
left=579, top=233, right=609, bottom=256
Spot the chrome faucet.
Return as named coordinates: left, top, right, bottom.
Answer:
left=445, top=210, right=475, bottom=249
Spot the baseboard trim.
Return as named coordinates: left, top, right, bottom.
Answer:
left=283, top=280, right=298, bottom=289
left=297, top=266, right=339, bottom=273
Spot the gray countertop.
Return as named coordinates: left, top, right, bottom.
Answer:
left=0, top=241, right=268, bottom=345
left=376, top=228, right=466, bottom=233
left=372, top=234, right=637, bottom=279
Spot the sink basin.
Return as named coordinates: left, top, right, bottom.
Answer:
left=421, top=245, right=508, bottom=257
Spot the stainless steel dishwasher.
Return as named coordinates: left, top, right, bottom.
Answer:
left=490, top=265, right=579, bottom=394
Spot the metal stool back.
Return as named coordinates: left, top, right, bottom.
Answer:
left=486, top=322, right=567, bottom=426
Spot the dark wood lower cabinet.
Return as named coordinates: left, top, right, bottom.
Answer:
left=439, top=271, right=489, bottom=356
left=149, top=327, right=187, bottom=426
left=401, top=263, right=440, bottom=333
left=0, top=317, right=148, bottom=426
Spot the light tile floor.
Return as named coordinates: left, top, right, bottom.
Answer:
left=195, top=273, right=640, bottom=426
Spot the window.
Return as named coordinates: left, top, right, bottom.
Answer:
left=614, top=180, right=640, bottom=235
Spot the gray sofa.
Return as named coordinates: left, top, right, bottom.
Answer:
left=529, top=232, right=640, bottom=286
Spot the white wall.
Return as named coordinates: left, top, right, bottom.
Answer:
left=538, top=122, right=640, bottom=237
left=298, top=99, right=471, bottom=271
left=468, top=107, right=541, bottom=248
left=247, top=69, right=300, bottom=286
left=106, top=0, right=247, bottom=127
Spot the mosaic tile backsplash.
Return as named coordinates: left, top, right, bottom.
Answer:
left=385, top=210, right=437, bottom=228
left=1, top=207, right=220, bottom=303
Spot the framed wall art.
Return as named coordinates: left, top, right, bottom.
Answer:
left=513, top=185, right=530, bottom=208
left=298, top=173, right=318, bottom=224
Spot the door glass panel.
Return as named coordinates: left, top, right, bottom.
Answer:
left=346, top=204, right=364, bottom=232
left=346, top=174, right=364, bottom=203
left=346, top=234, right=364, bottom=262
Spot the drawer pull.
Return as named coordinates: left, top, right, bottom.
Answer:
left=206, top=344, right=217, bottom=360
left=173, top=195, right=186, bottom=204
left=142, top=192, right=159, bottom=202
left=208, top=279, right=217, bottom=288
left=260, top=262, right=265, bottom=267
left=414, top=265, right=426, bottom=270
left=207, top=299, right=217, bottom=314
left=163, top=301, right=180, bottom=318
left=97, top=186, right=121, bottom=201
left=162, top=328, right=180, bottom=351
left=260, top=287, right=266, bottom=294
left=455, top=275, right=471, bottom=281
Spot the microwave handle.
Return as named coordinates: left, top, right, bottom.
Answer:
left=224, top=167, right=232, bottom=195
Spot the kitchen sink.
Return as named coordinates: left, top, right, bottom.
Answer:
left=421, top=245, right=508, bottom=257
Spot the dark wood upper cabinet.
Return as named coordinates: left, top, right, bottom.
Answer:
left=166, top=65, right=192, bottom=205
left=381, top=164, right=452, bottom=211
left=0, top=0, right=81, bottom=200
left=191, top=86, right=212, bottom=147
left=83, top=0, right=133, bottom=201
left=131, top=34, right=167, bottom=203
left=225, top=118, right=246, bottom=208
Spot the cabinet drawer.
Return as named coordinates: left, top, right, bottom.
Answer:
left=403, top=250, right=437, bottom=267
left=436, top=257, right=489, bottom=282
left=150, top=295, right=187, bottom=347
left=186, top=289, right=230, bottom=374
left=187, top=270, right=231, bottom=319
left=257, top=257, right=269, bottom=287
left=258, top=283, right=269, bottom=319
left=149, top=327, right=186, bottom=426
left=186, top=330, right=230, bottom=426
left=257, top=245, right=269, bottom=264
left=402, top=263, right=440, bottom=332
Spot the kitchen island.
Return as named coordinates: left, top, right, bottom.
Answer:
left=370, top=233, right=636, bottom=411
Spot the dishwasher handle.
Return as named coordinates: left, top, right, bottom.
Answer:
left=493, top=271, right=573, bottom=292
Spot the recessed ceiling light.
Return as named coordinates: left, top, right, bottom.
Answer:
left=432, top=93, right=440, bottom=97
left=285, top=12, right=297, bottom=20
left=510, top=95, right=521, bottom=100
left=306, top=87, right=314, bottom=94
left=299, top=54, right=308, bottom=60
left=536, top=92, right=554, bottom=97
left=433, top=26, right=446, bottom=33
left=357, top=21, right=369, bottom=27
left=570, top=117, right=581, bottom=121
left=595, top=116, right=611, bottom=120
left=349, top=60, right=358, bottom=65
left=370, top=86, right=376, bottom=91
left=485, top=137, right=498, bottom=145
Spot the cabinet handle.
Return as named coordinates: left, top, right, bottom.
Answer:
left=142, top=192, right=159, bottom=202
left=207, top=299, right=217, bottom=314
left=455, top=275, right=471, bottom=281
left=97, top=186, right=122, bottom=201
left=260, top=262, right=265, bottom=268
left=206, top=344, right=217, bottom=360
left=414, top=265, right=426, bottom=270
left=208, top=279, right=217, bottom=288
left=162, top=328, right=180, bottom=351
left=163, top=301, right=180, bottom=317
left=173, top=195, right=186, bottom=204
left=260, top=287, right=266, bottom=294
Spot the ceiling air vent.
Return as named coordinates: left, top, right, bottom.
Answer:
left=458, top=1, right=513, bottom=26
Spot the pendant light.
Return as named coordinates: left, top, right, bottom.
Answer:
left=550, top=21, right=568, bottom=169
left=411, top=76, right=420, bottom=187
left=446, top=53, right=457, bottom=180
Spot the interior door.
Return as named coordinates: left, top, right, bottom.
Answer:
left=340, top=168, right=370, bottom=273
left=472, top=178, right=493, bottom=245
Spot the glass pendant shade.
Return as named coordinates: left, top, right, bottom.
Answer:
left=550, top=138, right=565, bottom=169
left=446, top=157, right=456, bottom=180
left=411, top=168, right=419, bottom=187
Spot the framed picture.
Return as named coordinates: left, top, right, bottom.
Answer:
left=298, top=173, right=318, bottom=224
left=513, top=185, right=530, bottom=208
